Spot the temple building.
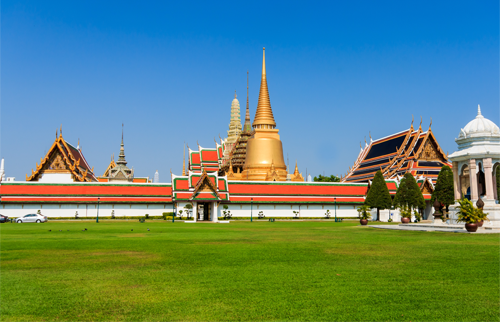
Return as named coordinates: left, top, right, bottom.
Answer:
left=240, top=48, right=287, bottom=181
left=342, top=118, right=451, bottom=184
left=98, top=127, right=151, bottom=183
left=26, top=127, right=97, bottom=183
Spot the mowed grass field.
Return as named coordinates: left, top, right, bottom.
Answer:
left=1, top=220, right=499, bottom=321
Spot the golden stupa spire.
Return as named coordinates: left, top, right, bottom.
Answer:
left=182, top=143, right=186, bottom=176
left=252, top=47, right=276, bottom=129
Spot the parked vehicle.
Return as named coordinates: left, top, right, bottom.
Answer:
left=16, top=214, right=48, bottom=223
left=0, top=214, right=9, bottom=223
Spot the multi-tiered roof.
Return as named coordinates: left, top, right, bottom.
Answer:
left=343, top=119, right=451, bottom=183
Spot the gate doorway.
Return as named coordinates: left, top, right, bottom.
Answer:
left=197, top=202, right=212, bottom=221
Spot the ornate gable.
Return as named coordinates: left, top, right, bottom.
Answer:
left=415, top=130, right=447, bottom=162
left=190, top=170, right=220, bottom=200
left=27, top=130, right=96, bottom=182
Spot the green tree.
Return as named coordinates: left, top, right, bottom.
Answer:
left=314, top=174, right=340, bottom=182
left=431, top=166, right=454, bottom=212
left=394, top=173, right=425, bottom=212
left=365, top=170, right=392, bottom=221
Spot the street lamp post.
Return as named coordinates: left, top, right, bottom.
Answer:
left=96, top=197, right=100, bottom=223
left=172, top=200, right=175, bottom=223
left=251, top=198, right=253, bottom=222
left=334, top=197, right=337, bottom=222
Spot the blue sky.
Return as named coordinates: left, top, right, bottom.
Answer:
left=1, top=0, right=499, bottom=181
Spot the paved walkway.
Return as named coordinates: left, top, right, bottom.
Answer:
left=370, top=223, right=500, bottom=234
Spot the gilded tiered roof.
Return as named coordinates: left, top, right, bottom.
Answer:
left=342, top=118, right=450, bottom=183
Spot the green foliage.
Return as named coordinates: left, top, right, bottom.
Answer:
left=162, top=212, right=174, bottom=220
left=456, top=198, right=484, bottom=224
left=413, top=209, right=421, bottom=222
left=258, top=211, right=265, bottom=219
left=431, top=166, right=455, bottom=210
left=365, top=170, right=392, bottom=211
left=325, top=209, right=331, bottom=219
left=357, top=205, right=371, bottom=219
left=292, top=210, right=300, bottom=218
left=399, top=205, right=412, bottom=218
left=184, top=204, right=193, bottom=218
left=145, top=214, right=149, bottom=219
left=313, top=174, right=340, bottom=182
left=393, top=173, right=426, bottom=210
left=222, top=206, right=232, bottom=220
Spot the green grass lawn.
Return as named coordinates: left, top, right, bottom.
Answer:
left=1, top=220, right=499, bottom=321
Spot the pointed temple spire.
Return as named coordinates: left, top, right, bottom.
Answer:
left=117, top=123, right=127, bottom=166
left=243, top=70, right=252, bottom=133
left=477, top=104, right=482, bottom=116
left=182, top=143, right=186, bottom=176
left=252, top=47, right=276, bottom=129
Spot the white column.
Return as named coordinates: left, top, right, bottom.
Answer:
left=469, top=159, right=478, bottom=202
left=484, top=158, right=495, bottom=202
left=193, top=202, right=197, bottom=222
left=212, top=202, right=218, bottom=222
left=494, top=165, right=498, bottom=201
left=452, top=161, right=461, bottom=200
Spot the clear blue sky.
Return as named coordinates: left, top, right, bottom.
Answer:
left=2, top=1, right=499, bottom=181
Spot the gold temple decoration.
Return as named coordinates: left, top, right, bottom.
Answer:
left=182, top=143, right=186, bottom=176
left=291, top=161, right=304, bottom=181
left=241, top=48, right=286, bottom=181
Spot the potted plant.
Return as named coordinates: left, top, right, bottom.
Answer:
left=432, top=199, right=443, bottom=220
left=324, top=210, right=331, bottom=219
left=400, top=206, right=411, bottom=224
left=292, top=210, right=299, bottom=219
left=258, top=211, right=265, bottom=219
left=456, top=198, right=487, bottom=232
left=357, top=205, right=371, bottom=225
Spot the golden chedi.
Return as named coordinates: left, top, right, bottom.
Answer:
left=241, top=48, right=287, bottom=181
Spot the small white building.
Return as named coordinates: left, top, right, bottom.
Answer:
left=448, top=105, right=500, bottom=227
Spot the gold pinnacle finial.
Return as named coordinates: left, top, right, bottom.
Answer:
left=60, top=124, right=62, bottom=137
left=182, top=143, right=186, bottom=176
left=56, top=129, right=58, bottom=138
left=252, top=47, right=276, bottom=128
left=234, top=90, right=237, bottom=99
left=429, top=117, right=432, bottom=129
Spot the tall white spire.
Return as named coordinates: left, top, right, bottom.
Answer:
left=478, top=104, right=482, bottom=116
left=0, top=159, right=5, bottom=182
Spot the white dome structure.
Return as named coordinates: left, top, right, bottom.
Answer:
left=459, top=105, right=500, bottom=138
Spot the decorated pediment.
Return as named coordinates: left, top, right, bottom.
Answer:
left=190, top=170, right=220, bottom=200
left=26, top=129, right=96, bottom=182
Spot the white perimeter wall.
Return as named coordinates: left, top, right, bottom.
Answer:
left=2, top=203, right=173, bottom=218
left=176, top=202, right=360, bottom=218
left=3, top=202, right=371, bottom=219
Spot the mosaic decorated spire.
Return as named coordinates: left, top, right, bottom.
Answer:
left=226, top=91, right=242, bottom=145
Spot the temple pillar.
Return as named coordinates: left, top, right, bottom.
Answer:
left=212, top=203, right=218, bottom=222
left=484, top=158, right=495, bottom=202
left=494, top=165, right=498, bottom=201
left=469, top=159, right=478, bottom=202
left=452, top=161, right=460, bottom=200
left=193, top=202, right=198, bottom=222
